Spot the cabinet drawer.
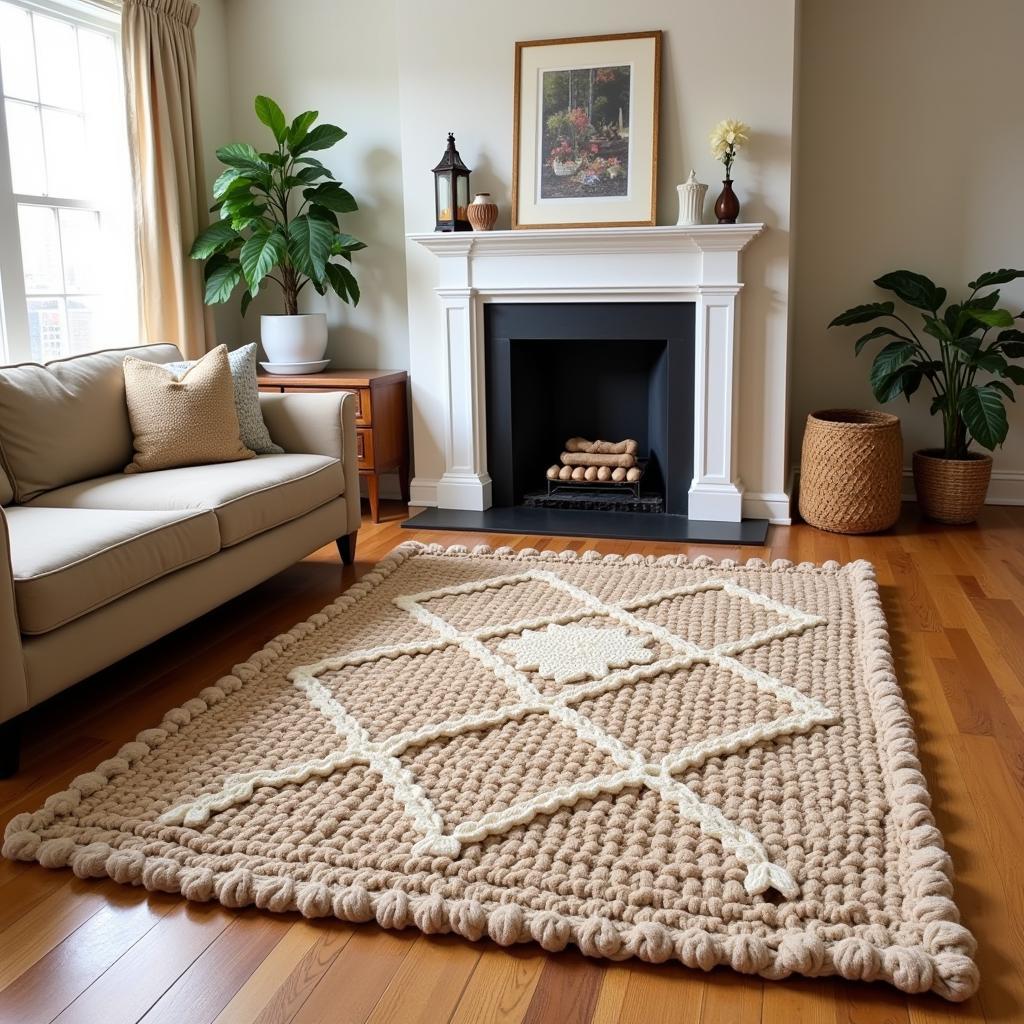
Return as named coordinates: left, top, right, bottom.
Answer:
left=354, top=387, right=372, bottom=426
left=356, top=427, right=374, bottom=469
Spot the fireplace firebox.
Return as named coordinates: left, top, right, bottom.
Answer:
left=484, top=303, right=694, bottom=518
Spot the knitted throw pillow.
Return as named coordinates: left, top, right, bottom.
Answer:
left=165, top=342, right=282, bottom=455
left=123, top=345, right=256, bottom=474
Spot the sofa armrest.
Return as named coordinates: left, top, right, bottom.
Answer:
left=0, top=509, right=29, bottom=724
left=259, top=391, right=361, bottom=535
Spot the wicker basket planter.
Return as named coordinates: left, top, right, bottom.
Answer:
left=912, top=449, right=992, bottom=524
left=799, top=409, right=903, bottom=534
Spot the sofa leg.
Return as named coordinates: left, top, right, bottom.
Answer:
left=0, top=717, right=20, bottom=778
left=337, top=531, right=358, bottom=566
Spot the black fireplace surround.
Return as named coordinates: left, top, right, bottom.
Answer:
left=484, top=302, right=694, bottom=514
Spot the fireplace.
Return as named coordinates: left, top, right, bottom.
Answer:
left=485, top=303, right=694, bottom=517
left=403, top=224, right=779, bottom=542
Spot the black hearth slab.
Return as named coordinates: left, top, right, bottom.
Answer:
left=402, top=507, right=769, bottom=545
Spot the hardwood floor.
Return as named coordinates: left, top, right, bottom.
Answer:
left=2, top=500, right=1023, bottom=1024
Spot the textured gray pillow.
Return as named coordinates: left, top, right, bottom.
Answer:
left=166, top=342, right=282, bottom=455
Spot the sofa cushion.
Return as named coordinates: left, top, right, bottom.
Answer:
left=166, top=343, right=283, bottom=455
left=0, top=344, right=181, bottom=503
left=29, top=453, right=345, bottom=548
left=5, top=506, right=220, bottom=635
left=123, top=345, right=255, bottom=473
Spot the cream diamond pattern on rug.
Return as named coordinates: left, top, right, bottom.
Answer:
left=158, top=568, right=837, bottom=898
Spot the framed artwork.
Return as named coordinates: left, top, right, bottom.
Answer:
left=512, top=31, right=661, bottom=229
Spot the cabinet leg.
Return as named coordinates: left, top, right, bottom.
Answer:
left=367, top=474, right=381, bottom=523
left=399, top=461, right=411, bottom=505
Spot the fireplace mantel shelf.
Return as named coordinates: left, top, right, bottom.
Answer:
left=409, top=223, right=765, bottom=258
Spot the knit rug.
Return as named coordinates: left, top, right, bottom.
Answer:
left=3, top=543, right=977, bottom=1000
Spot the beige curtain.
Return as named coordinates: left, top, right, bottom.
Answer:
left=122, top=0, right=212, bottom=359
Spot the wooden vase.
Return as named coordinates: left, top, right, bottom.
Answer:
left=714, top=179, right=740, bottom=224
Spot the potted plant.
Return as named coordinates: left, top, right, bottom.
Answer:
left=190, top=96, right=366, bottom=369
left=830, top=268, right=1024, bottom=523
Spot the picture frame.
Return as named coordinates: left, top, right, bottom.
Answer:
left=512, top=31, right=661, bottom=230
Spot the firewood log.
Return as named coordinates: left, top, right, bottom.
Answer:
left=597, top=466, right=611, bottom=481
left=560, top=451, right=635, bottom=469
left=626, top=467, right=641, bottom=482
left=546, top=465, right=561, bottom=480
left=611, top=467, right=627, bottom=482
left=584, top=466, right=598, bottom=481
left=558, top=465, right=573, bottom=480
left=565, top=437, right=639, bottom=456
left=571, top=466, right=586, bottom=481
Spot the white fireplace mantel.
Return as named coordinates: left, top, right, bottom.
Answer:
left=408, top=224, right=766, bottom=522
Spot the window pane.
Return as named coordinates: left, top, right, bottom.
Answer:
left=0, top=1, right=39, bottom=101
left=78, top=29, right=116, bottom=115
left=27, top=296, right=67, bottom=362
left=66, top=295, right=98, bottom=354
left=18, top=205, right=63, bottom=293
left=58, top=208, right=100, bottom=293
left=33, top=14, right=81, bottom=110
left=5, top=98, right=45, bottom=193
left=42, top=107, right=88, bottom=197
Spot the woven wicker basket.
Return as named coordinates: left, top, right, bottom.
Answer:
left=912, top=449, right=992, bottom=524
left=799, top=409, right=903, bottom=534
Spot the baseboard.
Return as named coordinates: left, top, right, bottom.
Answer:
left=409, top=477, right=439, bottom=507
left=742, top=491, right=792, bottom=526
left=792, top=464, right=1024, bottom=507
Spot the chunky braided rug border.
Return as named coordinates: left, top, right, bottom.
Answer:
left=2, top=543, right=978, bottom=1001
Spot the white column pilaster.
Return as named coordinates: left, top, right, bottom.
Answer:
left=688, top=284, right=745, bottom=522
left=435, top=287, right=492, bottom=511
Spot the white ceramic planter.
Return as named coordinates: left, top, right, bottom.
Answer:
left=260, top=314, right=328, bottom=364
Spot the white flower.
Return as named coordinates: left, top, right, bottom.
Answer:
left=709, top=119, right=750, bottom=163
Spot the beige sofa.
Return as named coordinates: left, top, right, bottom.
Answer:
left=0, top=344, right=361, bottom=774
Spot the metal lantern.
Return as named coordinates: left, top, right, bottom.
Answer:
left=432, top=132, right=472, bottom=232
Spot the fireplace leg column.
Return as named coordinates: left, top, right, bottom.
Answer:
left=435, top=288, right=493, bottom=511
left=688, top=288, right=745, bottom=522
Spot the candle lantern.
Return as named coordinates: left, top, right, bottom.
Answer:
left=432, top=133, right=472, bottom=232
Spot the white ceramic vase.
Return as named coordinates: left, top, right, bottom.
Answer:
left=676, top=169, right=708, bottom=226
left=260, top=313, right=328, bottom=364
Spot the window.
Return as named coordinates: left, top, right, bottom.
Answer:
left=0, top=0, right=137, bottom=364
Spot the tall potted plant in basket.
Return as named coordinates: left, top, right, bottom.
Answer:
left=190, top=96, right=366, bottom=369
left=830, top=268, right=1024, bottom=523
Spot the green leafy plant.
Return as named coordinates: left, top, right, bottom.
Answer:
left=830, top=269, right=1024, bottom=457
left=190, top=96, right=365, bottom=317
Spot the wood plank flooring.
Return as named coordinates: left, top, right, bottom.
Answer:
left=1, top=500, right=1022, bottom=1024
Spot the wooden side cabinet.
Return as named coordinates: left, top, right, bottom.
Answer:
left=258, top=369, right=409, bottom=523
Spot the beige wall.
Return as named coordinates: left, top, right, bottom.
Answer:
left=793, top=0, right=1024, bottom=502
left=396, top=0, right=799, bottom=508
left=198, top=0, right=409, bottom=372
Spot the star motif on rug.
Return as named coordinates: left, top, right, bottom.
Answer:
left=498, top=623, right=654, bottom=684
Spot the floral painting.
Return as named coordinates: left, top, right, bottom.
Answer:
left=513, top=32, right=659, bottom=227
left=540, top=65, right=631, bottom=200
